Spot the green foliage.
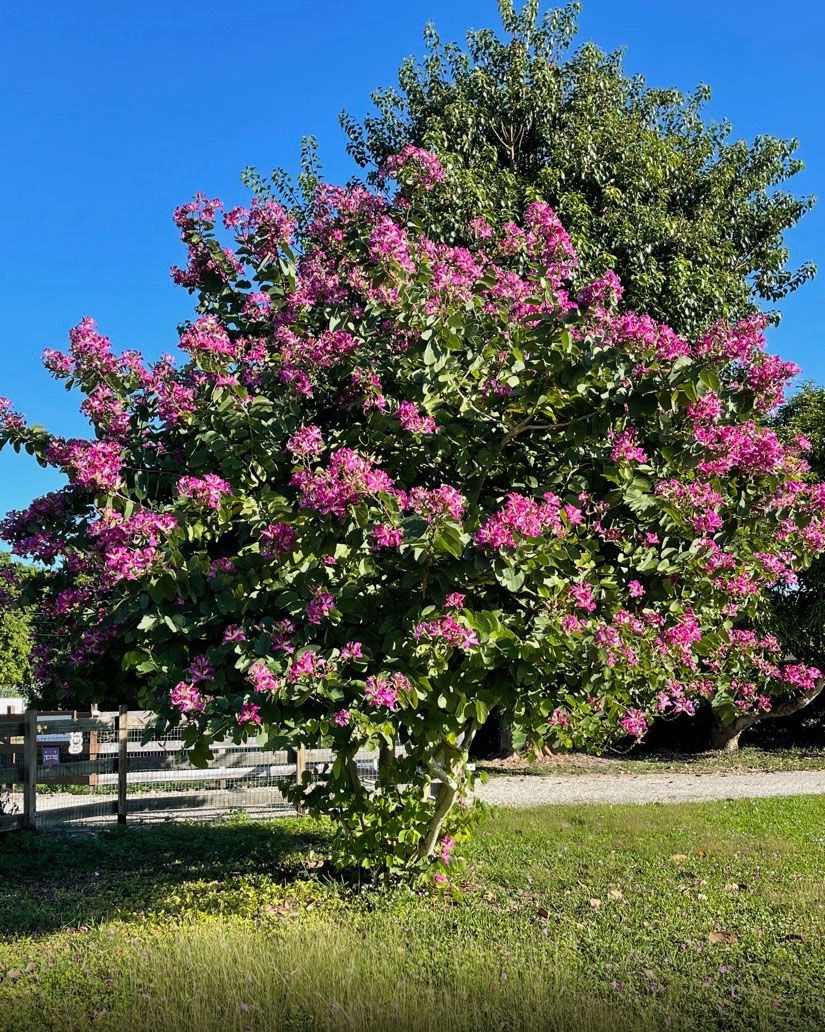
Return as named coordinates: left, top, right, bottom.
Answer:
left=3, top=156, right=821, bottom=876
left=771, top=384, right=825, bottom=666
left=0, top=554, right=32, bottom=695
left=341, top=0, right=814, bottom=337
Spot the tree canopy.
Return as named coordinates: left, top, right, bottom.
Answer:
left=341, top=0, right=814, bottom=339
left=1, top=146, right=822, bottom=876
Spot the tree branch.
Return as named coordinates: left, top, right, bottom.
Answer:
left=765, top=679, right=824, bottom=721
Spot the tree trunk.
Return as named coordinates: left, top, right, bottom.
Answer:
left=414, top=721, right=479, bottom=863
left=709, top=713, right=753, bottom=752
left=708, top=678, right=824, bottom=752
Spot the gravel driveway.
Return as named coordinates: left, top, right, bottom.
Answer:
left=23, top=770, right=825, bottom=828
left=475, top=770, right=825, bottom=807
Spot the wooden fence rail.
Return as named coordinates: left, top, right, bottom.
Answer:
left=0, top=709, right=378, bottom=832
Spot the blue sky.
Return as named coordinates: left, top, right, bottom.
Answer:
left=1, top=0, right=823, bottom=514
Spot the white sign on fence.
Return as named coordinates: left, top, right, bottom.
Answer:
left=68, top=732, right=84, bottom=755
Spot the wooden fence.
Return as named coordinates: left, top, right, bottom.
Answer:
left=0, top=709, right=360, bottom=831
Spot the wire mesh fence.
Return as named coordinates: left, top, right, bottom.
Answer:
left=0, top=710, right=381, bottom=831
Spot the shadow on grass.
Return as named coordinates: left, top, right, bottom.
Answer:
left=0, top=816, right=331, bottom=937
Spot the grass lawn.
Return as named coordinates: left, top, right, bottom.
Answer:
left=478, top=745, right=825, bottom=778
left=0, top=797, right=823, bottom=1031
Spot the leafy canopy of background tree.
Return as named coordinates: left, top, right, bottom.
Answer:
left=0, top=553, right=32, bottom=695
left=341, top=0, right=815, bottom=339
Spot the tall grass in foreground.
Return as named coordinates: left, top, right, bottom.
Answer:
left=7, top=916, right=791, bottom=1032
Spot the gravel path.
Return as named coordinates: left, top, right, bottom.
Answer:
left=475, top=770, right=825, bottom=807
left=22, top=770, right=825, bottom=828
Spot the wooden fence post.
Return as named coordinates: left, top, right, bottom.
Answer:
left=88, top=703, right=99, bottom=794
left=23, top=709, right=36, bottom=831
left=295, top=746, right=308, bottom=815
left=117, top=706, right=129, bottom=825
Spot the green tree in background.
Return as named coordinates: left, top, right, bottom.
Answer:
left=0, top=554, right=32, bottom=696
left=342, top=0, right=814, bottom=340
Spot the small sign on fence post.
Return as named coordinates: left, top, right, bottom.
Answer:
left=42, top=746, right=60, bottom=767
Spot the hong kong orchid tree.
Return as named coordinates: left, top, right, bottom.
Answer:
left=1, top=148, right=823, bottom=879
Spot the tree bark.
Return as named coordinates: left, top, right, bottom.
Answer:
left=709, top=713, right=753, bottom=752
left=708, top=678, right=824, bottom=752
left=414, top=721, right=479, bottom=863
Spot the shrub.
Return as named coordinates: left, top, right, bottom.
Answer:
left=1, top=151, right=822, bottom=879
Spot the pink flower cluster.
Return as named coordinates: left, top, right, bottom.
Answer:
left=439, top=835, right=456, bottom=865
left=178, top=474, right=232, bottom=510
left=602, top=311, right=690, bottom=364
left=369, top=217, right=416, bottom=273
left=397, top=401, right=438, bottom=435
left=655, top=610, right=703, bottom=669
left=399, top=485, right=465, bottom=524
left=291, top=448, right=393, bottom=517
left=694, top=422, right=788, bottom=477
left=260, top=523, right=296, bottom=558
left=610, top=428, right=648, bottom=465
left=372, top=523, right=404, bottom=549
left=0, top=397, right=25, bottom=434
left=209, top=557, right=236, bottom=579
left=81, top=386, right=130, bottom=440
left=189, top=655, right=215, bottom=683
left=248, top=662, right=280, bottom=694
left=687, top=392, right=723, bottom=426
left=655, top=682, right=696, bottom=716
left=570, top=583, right=597, bottom=613
left=364, top=672, right=411, bottom=711
left=548, top=708, right=571, bottom=729
left=286, top=424, right=325, bottom=458
left=287, top=650, right=328, bottom=683
left=307, top=589, right=335, bottom=625
left=476, top=492, right=564, bottom=549
left=523, top=201, right=578, bottom=274
left=656, top=479, right=724, bottom=535
left=170, top=681, right=204, bottom=715
left=88, top=508, right=178, bottom=584
left=413, top=615, right=479, bottom=652
left=238, top=701, right=262, bottom=726
left=224, top=198, right=296, bottom=258
left=381, top=146, right=446, bottom=191
left=340, top=641, right=364, bottom=661
left=619, top=709, right=649, bottom=738
left=577, top=270, right=623, bottom=309
left=46, top=439, right=124, bottom=493
left=179, top=316, right=236, bottom=359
